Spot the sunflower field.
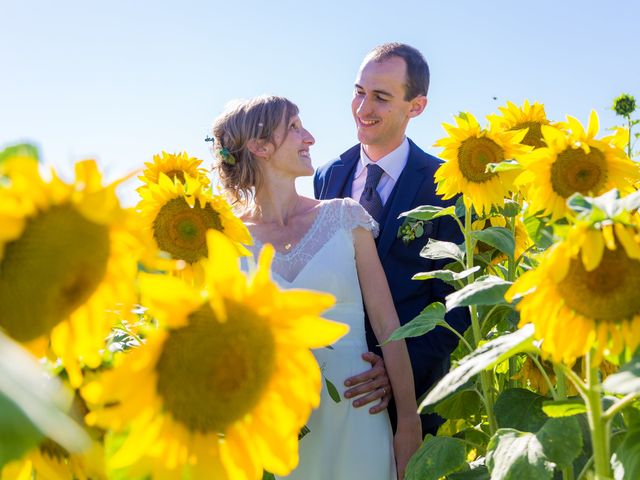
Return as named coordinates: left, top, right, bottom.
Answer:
left=1, top=97, right=640, bottom=480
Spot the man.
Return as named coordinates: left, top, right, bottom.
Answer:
left=314, top=42, right=469, bottom=435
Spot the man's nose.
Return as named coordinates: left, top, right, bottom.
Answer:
left=356, top=95, right=373, bottom=116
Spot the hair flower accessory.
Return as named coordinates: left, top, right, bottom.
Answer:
left=205, top=136, right=237, bottom=166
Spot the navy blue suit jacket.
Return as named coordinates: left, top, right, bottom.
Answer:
left=314, top=139, right=469, bottom=431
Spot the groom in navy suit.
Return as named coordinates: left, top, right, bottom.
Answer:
left=314, top=43, right=469, bottom=435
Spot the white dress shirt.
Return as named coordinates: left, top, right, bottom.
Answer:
left=351, top=137, right=410, bottom=206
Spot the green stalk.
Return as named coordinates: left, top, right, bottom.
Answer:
left=464, top=206, right=497, bottom=434
left=585, top=349, right=612, bottom=480
left=506, top=215, right=518, bottom=388
left=553, top=364, right=575, bottom=480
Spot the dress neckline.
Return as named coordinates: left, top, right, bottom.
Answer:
left=251, top=200, right=331, bottom=257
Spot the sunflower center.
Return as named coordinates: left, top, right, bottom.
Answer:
left=512, top=121, right=545, bottom=149
left=457, top=137, right=502, bottom=183
left=550, top=147, right=608, bottom=198
left=163, top=169, right=185, bottom=183
left=152, top=197, right=223, bottom=264
left=0, top=205, right=110, bottom=342
left=557, top=246, right=640, bottom=322
left=155, top=301, right=275, bottom=434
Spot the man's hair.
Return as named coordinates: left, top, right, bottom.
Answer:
left=367, top=42, right=430, bottom=101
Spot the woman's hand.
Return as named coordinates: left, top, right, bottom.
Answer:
left=393, top=415, right=422, bottom=479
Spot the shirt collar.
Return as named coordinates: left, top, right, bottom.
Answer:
left=355, top=137, right=410, bottom=181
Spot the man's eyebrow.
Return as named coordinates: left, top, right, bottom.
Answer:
left=354, top=84, right=394, bottom=98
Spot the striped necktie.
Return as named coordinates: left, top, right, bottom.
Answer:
left=359, top=164, right=385, bottom=222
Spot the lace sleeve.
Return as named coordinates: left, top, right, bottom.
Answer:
left=340, top=198, right=379, bottom=238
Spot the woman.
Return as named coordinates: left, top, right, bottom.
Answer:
left=211, top=95, right=421, bottom=480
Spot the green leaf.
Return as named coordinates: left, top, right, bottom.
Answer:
left=400, top=204, right=457, bottom=221
left=0, top=143, right=39, bottom=166
left=405, top=434, right=467, bottom=480
left=385, top=302, right=446, bottom=343
left=542, top=398, right=587, bottom=417
left=412, top=266, right=479, bottom=282
left=495, top=388, right=548, bottom=433
left=487, top=159, right=521, bottom=173
left=612, top=426, right=640, bottom=480
left=420, top=239, right=465, bottom=263
left=448, top=466, right=490, bottom=479
left=0, top=332, right=89, bottom=466
left=324, top=377, right=341, bottom=403
left=523, top=214, right=554, bottom=250
left=262, top=471, right=276, bottom=480
left=536, top=417, right=583, bottom=469
left=471, top=227, right=515, bottom=257
left=421, top=325, right=535, bottom=408
left=501, top=200, right=521, bottom=218
left=0, top=392, right=44, bottom=467
left=446, top=275, right=512, bottom=311
left=603, top=355, right=640, bottom=395
left=486, top=429, right=555, bottom=479
left=432, top=389, right=482, bottom=420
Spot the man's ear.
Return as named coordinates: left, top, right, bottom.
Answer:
left=408, top=96, right=428, bottom=119
left=247, top=138, right=272, bottom=160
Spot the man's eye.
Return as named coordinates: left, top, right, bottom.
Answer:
left=376, top=96, right=388, bottom=102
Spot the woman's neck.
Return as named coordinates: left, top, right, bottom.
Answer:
left=252, top=181, right=301, bottom=227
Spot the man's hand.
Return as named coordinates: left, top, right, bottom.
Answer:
left=344, top=352, right=392, bottom=414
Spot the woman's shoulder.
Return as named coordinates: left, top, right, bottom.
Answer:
left=320, top=197, right=378, bottom=237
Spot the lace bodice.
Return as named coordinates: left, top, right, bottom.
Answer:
left=247, top=198, right=378, bottom=283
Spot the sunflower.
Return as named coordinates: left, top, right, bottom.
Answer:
left=137, top=173, right=252, bottom=277
left=506, top=219, right=640, bottom=365
left=515, top=111, right=639, bottom=221
left=434, top=112, right=532, bottom=215
left=82, top=231, right=348, bottom=479
left=488, top=100, right=551, bottom=149
left=137, top=151, right=211, bottom=189
left=0, top=160, right=140, bottom=387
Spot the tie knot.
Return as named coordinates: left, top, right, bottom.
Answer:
left=364, top=164, right=384, bottom=189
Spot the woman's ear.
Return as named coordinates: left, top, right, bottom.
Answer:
left=247, top=138, right=273, bottom=160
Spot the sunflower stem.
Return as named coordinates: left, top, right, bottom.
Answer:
left=553, top=364, right=575, bottom=480
left=603, top=392, right=640, bottom=421
left=464, top=205, right=498, bottom=435
left=507, top=215, right=518, bottom=388
left=585, top=349, right=612, bottom=480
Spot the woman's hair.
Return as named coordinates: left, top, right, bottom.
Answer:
left=211, top=95, right=299, bottom=207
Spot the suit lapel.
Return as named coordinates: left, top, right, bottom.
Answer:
left=322, top=146, right=359, bottom=199
left=376, top=142, right=428, bottom=261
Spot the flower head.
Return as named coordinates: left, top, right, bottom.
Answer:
left=82, top=231, right=348, bottom=479
left=515, top=111, right=639, bottom=221
left=434, top=112, right=532, bottom=215
left=506, top=206, right=640, bottom=365
left=138, top=151, right=211, bottom=190
left=488, top=100, right=551, bottom=149
left=0, top=160, right=140, bottom=386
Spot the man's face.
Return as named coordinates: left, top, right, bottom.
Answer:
left=351, top=56, right=420, bottom=157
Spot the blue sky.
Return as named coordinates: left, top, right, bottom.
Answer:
left=2, top=0, right=639, bottom=204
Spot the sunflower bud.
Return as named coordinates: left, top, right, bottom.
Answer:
left=612, top=93, right=636, bottom=117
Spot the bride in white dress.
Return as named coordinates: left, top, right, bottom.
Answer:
left=211, top=95, right=421, bottom=480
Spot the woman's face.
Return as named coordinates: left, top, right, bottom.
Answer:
left=268, top=115, right=315, bottom=178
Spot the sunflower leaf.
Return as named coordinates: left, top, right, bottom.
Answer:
left=542, top=398, right=587, bottom=417
left=0, top=142, right=40, bottom=166
left=611, top=426, right=640, bottom=480
left=405, top=434, right=467, bottom=480
left=495, top=388, right=548, bottom=432
left=470, top=227, right=515, bottom=257
left=412, top=266, right=480, bottom=282
left=603, top=355, right=640, bottom=395
left=421, top=325, right=535, bottom=408
left=420, top=239, right=465, bottom=264
left=325, top=377, right=341, bottom=403
left=400, top=204, right=458, bottom=221
left=486, top=429, right=555, bottom=479
left=384, top=302, right=446, bottom=343
left=445, top=275, right=512, bottom=311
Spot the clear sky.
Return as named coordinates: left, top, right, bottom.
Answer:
left=2, top=0, right=639, bottom=205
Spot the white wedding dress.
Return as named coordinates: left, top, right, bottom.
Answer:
left=244, top=198, right=396, bottom=480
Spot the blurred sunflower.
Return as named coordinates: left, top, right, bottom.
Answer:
left=1, top=440, right=105, bottom=480
left=137, top=151, right=211, bottom=189
left=0, top=160, right=140, bottom=386
left=506, top=219, right=640, bottom=365
left=137, top=173, right=252, bottom=277
left=82, top=231, right=348, bottom=479
left=488, top=100, right=551, bottom=149
left=434, top=112, right=532, bottom=215
left=515, top=111, right=639, bottom=221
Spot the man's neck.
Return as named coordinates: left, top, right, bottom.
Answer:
left=362, top=137, right=406, bottom=162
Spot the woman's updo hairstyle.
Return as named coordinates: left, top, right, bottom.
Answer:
left=211, top=95, right=299, bottom=206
